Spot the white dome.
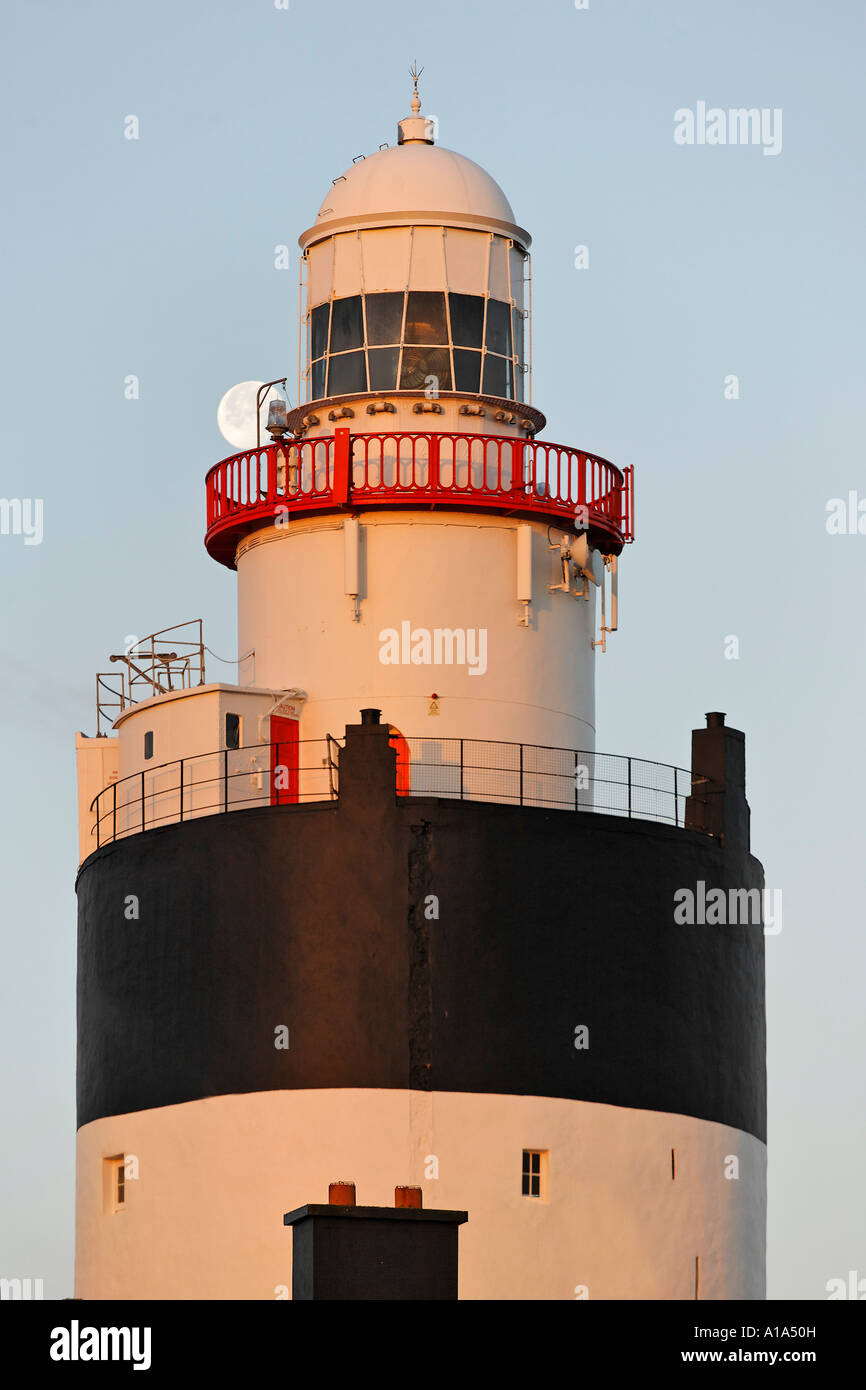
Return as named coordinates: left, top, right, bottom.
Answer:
left=299, top=143, right=530, bottom=251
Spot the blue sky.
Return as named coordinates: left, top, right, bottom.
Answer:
left=1, top=0, right=864, bottom=1299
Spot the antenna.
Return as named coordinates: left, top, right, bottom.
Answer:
left=409, top=60, right=424, bottom=114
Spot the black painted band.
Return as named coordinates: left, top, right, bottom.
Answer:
left=77, top=789, right=766, bottom=1139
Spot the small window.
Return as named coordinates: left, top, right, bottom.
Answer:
left=368, top=346, right=400, bottom=390
left=328, top=349, right=367, bottom=395
left=512, top=307, right=525, bottom=366
left=404, top=291, right=448, bottom=345
left=365, top=292, right=404, bottom=346
left=485, top=298, right=512, bottom=356
left=329, top=295, right=364, bottom=353
left=104, top=1155, right=126, bottom=1213
left=522, top=1149, right=546, bottom=1198
left=311, top=302, right=331, bottom=359
left=482, top=353, right=511, bottom=399
left=225, top=713, right=240, bottom=750
left=449, top=292, right=484, bottom=348
left=453, top=348, right=481, bottom=393
left=143, top=731, right=154, bottom=760
left=311, top=358, right=326, bottom=400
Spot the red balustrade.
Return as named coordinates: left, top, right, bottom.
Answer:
left=204, top=430, right=633, bottom=568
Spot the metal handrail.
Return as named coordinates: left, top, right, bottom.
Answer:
left=96, top=619, right=206, bottom=734
left=89, top=738, right=339, bottom=847
left=87, top=733, right=709, bottom=850
left=393, top=736, right=709, bottom=833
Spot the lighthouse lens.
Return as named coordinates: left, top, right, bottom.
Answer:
left=400, top=346, right=451, bottom=391
left=404, top=292, right=448, bottom=345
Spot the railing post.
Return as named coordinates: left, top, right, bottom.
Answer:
left=519, top=742, right=524, bottom=806
left=333, top=427, right=352, bottom=505
left=141, top=771, right=145, bottom=832
left=674, top=767, right=679, bottom=827
left=179, top=759, right=184, bottom=822
left=511, top=439, right=524, bottom=493
left=224, top=748, right=229, bottom=812
left=627, top=757, right=632, bottom=818
left=459, top=739, right=464, bottom=799
left=112, top=782, right=116, bottom=845
left=429, top=433, right=440, bottom=492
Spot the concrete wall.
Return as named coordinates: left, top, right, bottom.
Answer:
left=75, top=1091, right=766, bottom=1300
left=236, top=511, right=598, bottom=751
left=75, top=734, right=119, bottom=865
left=75, top=719, right=766, bottom=1299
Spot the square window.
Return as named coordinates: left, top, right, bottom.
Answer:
left=449, top=293, right=484, bottom=348
left=453, top=348, right=481, bottom=393
left=104, top=1155, right=126, bottom=1214
left=522, top=1149, right=547, bottom=1199
left=328, top=350, right=367, bottom=396
left=482, top=353, right=511, bottom=399
left=513, top=308, right=524, bottom=365
left=311, top=358, right=326, bottom=400
left=311, top=302, right=331, bottom=360
left=365, top=292, right=404, bottom=346
left=368, top=346, right=400, bottom=390
left=404, top=291, right=448, bottom=345
left=485, top=299, right=512, bottom=356
left=329, top=295, right=364, bottom=353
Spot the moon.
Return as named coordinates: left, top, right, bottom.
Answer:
left=217, top=381, right=284, bottom=451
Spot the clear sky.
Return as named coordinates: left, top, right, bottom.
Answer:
left=1, top=0, right=863, bottom=1300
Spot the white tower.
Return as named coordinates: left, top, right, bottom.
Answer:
left=74, top=81, right=765, bottom=1302
left=206, top=78, right=631, bottom=765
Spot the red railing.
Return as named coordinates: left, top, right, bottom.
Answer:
left=204, top=429, right=633, bottom=567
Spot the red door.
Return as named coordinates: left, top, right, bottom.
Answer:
left=270, top=716, right=299, bottom=805
left=389, top=726, right=410, bottom=795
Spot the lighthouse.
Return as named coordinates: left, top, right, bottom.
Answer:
left=73, top=79, right=766, bottom=1300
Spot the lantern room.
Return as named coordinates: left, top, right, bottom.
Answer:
left=298, top=83, right=531, bottom=408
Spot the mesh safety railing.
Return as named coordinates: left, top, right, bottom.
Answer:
left=90, top=739, right=339, bottom=847
left=394, top=737, right=706, bottom=829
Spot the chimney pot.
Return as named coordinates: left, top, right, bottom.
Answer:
left=360, top=708, right=381, bottom=726
left=328, top=1181, right=356, bottom=1206
left=395, top=1186, right=423, bottom=1209
left=706, top=711, right=726, bottom=728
